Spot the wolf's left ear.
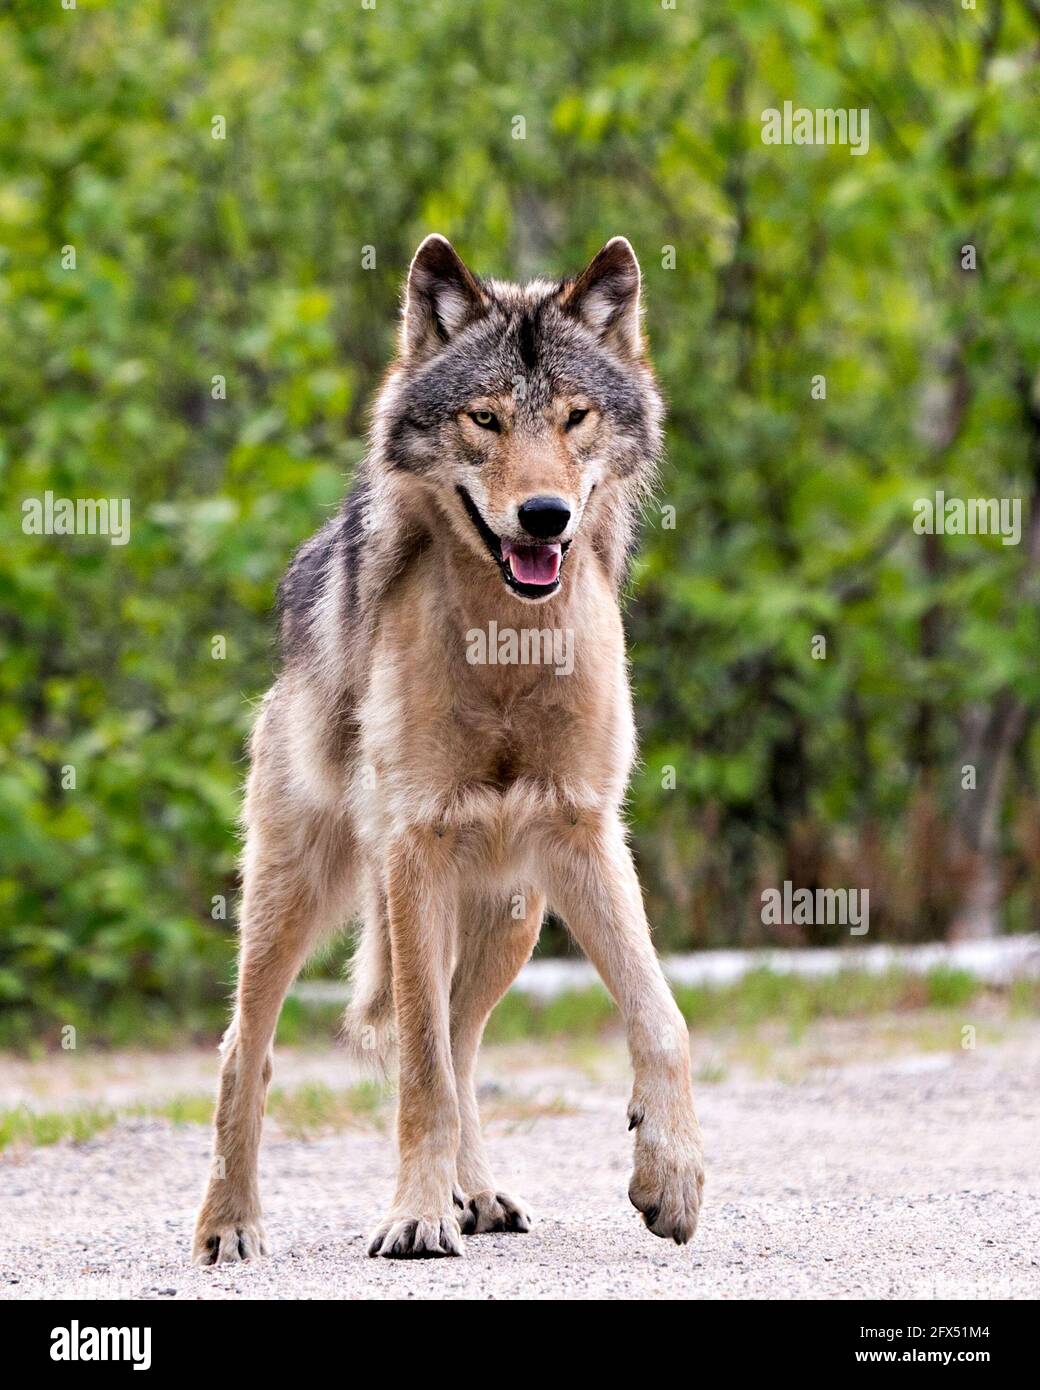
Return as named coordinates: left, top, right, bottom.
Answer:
left=401, top=234, right=486, bottom=360
left=561, top=237, right=643, bottom=357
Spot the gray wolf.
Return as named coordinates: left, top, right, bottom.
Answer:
left=192, top=234, right=705, bottom=1262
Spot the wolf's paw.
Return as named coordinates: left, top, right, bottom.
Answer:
left=192, top=1216, right=268, bottom=1266
left=628, top=1125, right=704, bottom=1245
left=367, top=1212, right=463, bottom=1259
left=458, top=1189, right=533, bottom=1235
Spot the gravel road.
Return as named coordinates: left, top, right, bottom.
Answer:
left=2, top=1022, right=1037, bottom=1300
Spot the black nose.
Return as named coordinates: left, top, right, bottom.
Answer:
left=517, top=496, right=571, bottom=540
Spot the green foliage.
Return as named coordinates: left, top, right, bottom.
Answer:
left=1, top=0, right=1039, bottom=1037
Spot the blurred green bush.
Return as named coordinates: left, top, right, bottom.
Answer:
left=1, top=0, right=1039, bottom=1042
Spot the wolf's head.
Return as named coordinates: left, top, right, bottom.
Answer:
left=372, top=235, right=663, bottom=602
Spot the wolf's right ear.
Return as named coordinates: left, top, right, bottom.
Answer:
left=401, top=235, right=486, bottom=361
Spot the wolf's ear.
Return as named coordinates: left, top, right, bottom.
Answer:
left=561, top=237, right=643, bottom=357
left=401, top=234, right=486, bottom=360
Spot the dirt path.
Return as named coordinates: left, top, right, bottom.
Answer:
left=2, top=1023, right=1038, bottom=1300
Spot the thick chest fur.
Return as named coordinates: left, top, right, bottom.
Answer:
left=349, top=551, right=636, bottom=860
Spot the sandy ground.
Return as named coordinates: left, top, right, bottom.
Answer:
left=1, top=1018, right=1038, bottom=1300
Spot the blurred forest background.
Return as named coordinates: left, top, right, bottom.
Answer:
left=1, top=0, right=1039, bottom=1043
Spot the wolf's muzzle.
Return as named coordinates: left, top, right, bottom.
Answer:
left=456, top=486, right=569, bottom=601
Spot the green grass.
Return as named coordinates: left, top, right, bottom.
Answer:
left=2, top=966, right=1036, bottom=1151
left=1010, top=977, right=1040, bottom=1014
left=5, top=963, right=1036, bottom=1054
left=484, top=985, right=619, bottom=1043
left=922, top=967, right=980, bottom=1008
left=0, top=1079, right=586, bottom=1154
left=267, top=1080, right=385, bottom=1138
left=484, top=966, right=1038, bottom=1044
left=0, top=1080, right=390, bottom=1154
left=0, top=1102, right=120, bottom=1151
left=274, top=995, right=345, bottom=1046
left=136, top=1095, right=215, bottom=1126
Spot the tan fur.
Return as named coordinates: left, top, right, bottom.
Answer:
left=193, top=239, right=704, bottom=1264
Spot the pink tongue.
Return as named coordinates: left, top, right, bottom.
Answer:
left=503, top=541, right=562, bottom=586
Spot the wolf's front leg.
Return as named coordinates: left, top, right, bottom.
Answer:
left=542, top=812, right=704, bottom=1243
left=368, top=826, right=464, bottom=1258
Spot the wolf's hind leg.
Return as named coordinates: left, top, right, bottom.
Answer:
left=450, top=889, right=544, bottom=1235
left=192, top=820, right=353, bottom=1265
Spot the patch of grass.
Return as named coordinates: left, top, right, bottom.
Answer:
left=922, top=966, right=978, bottom=1009
left=678, top=970, right=826, bottom=1028
left=267, top=1080, right=387, bottom=1138
left=694, top=1059, right=728, bottom=1084
left=1009, top=977, right=1040, bottom=1014
left=137, top=1095, right=215, bottom=1126
left=0, top=998, right=228, bottom=1053
left=482, top=1094, right=576, bottom=1128
left=274, top=996, right=344, bottom=1046
left=539, top=988, right=617, bottom=1036
left=484, top=986, right=616, bottom=1043
left=676, top=966, right=984, bottom=1029
left=484, top=965, right=1000, bottom=1044
left=0, top=1081, right=390, bottom=1153
left=0, top=1102, right=119, bottom=1151
left=481, top=990, right=535, bottom=1043
left=9, top=959, right=1031, bottom=1057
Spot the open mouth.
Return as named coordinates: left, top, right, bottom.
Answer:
left=457, top=487, right=568, bottom=599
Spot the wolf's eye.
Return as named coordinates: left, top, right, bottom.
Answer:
left=469, top=409, right=499, bottom=431
left=566, top=407, right=589, bottom=429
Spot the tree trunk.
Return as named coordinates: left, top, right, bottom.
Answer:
left=949, top=369, right=1040, bottom=937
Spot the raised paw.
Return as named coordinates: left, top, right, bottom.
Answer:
left=367, top=1212, right=464, bottom=1259
left=628, top=1123, right=705, bottom=1245
left=458, top=1189, right=533, bottom=1235
left=192, top=1218, right=268, bottom=1266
